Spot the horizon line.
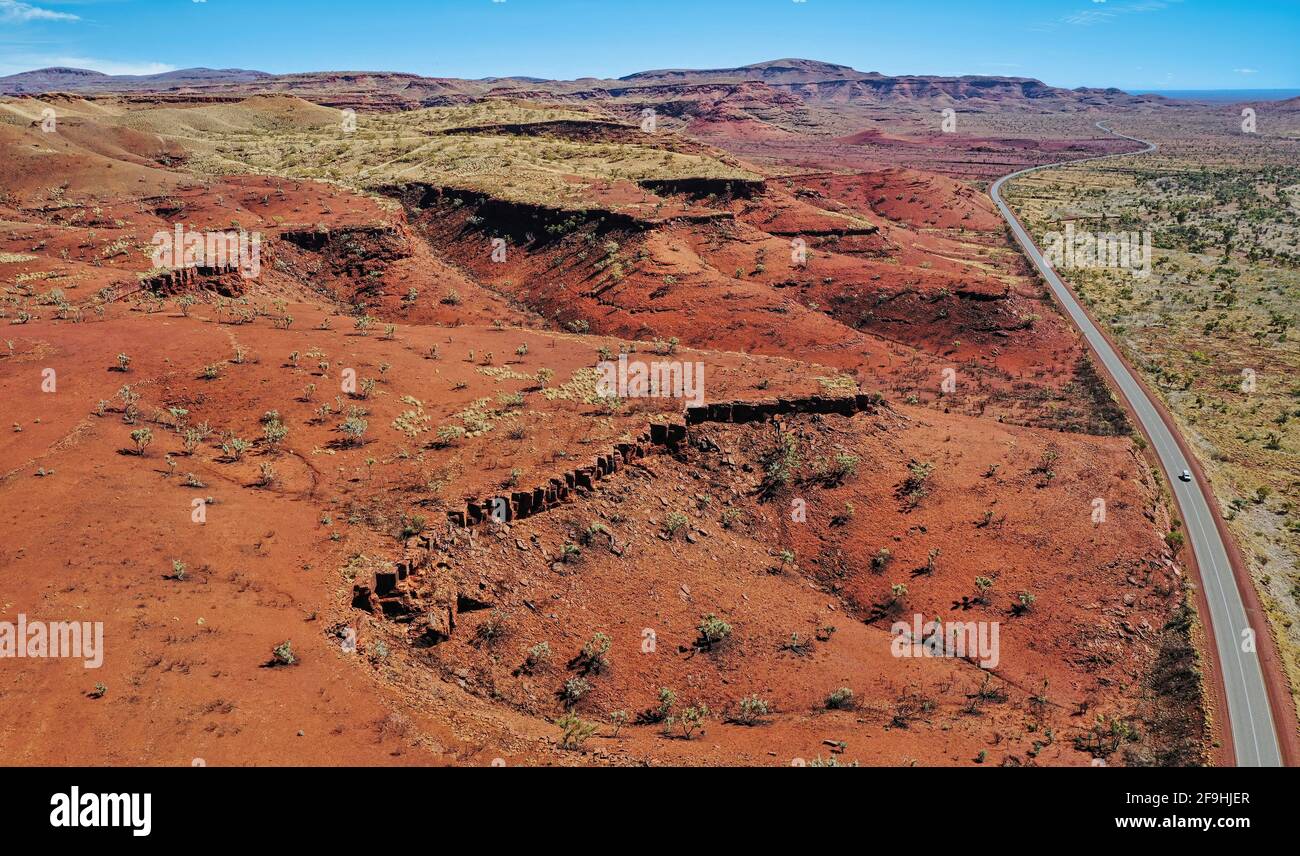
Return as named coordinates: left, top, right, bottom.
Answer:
left=2, top=61, right=1296, bottom=93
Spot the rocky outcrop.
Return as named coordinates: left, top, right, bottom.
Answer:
left=446, top=432, right=661, bottom=531
left=637, top=177, right=764, bottom=200
left=139, top=264, right=246, bottom=297
left=351, top=547, right=462, bottom=645
left=685, top=391, right=883, bottom=425
left=432, top=392, right=883, bottom=532
left=443, top=119, right=649, bottom=144
left=350, top=391, right=886, bottom=639
left=387, top=183, right=652, bottom=242
left=278, top=224, right=410, bottom=270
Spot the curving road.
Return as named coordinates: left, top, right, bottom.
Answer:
left=989, top=122, right=1283, bottom=766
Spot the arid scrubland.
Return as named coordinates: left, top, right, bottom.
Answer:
left=1005, top=112, right=1300, bottom=712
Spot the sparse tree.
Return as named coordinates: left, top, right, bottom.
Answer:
left=130, top=427, right=152, bottom=456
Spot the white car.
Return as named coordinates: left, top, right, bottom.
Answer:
left=1179, top=469, right=1192, bottom=482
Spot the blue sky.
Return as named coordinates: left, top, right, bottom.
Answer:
left=1, top=0, right=1296, bottom=89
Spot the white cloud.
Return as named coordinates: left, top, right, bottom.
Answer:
left=1233, top=68, right=1259, bottom=75
left=1039, top=0, right=1181, bottom=30
left=0, top=0, right=79, bottom=22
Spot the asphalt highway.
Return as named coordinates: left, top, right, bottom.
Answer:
left=989, top=123, right=1282, bottom=766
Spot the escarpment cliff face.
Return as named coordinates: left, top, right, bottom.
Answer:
left=386, top=183, right=656, bottom=241
left=381, top=161, right=1113, bottom=440
left=635, top=176, right=766, bottom=199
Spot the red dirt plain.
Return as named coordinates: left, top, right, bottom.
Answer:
left=0, top=87, right=1211, bottom=766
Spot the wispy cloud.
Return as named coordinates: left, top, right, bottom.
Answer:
left=0, top=0, right=79, bottom=23
left=1030, top=0, right=1181, bottom=32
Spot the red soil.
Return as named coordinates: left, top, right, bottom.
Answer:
left=0, top=97, right=1208, bottom=766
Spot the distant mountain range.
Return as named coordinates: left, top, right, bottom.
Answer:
left=0, top=66, right=273, bottom=94
left=0, top=58, right=1205, bottom=110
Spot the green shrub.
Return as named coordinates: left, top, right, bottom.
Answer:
left=556, top=712, right=596, bottom=749
left=525, top=641, right=551, bottom=672
left=129, top=427, right=152, bottom=455
left=696, top=614, right=732, bottom=649
left=825, top=687, right=855, bottom=710
left=563, top=677, right=590, bottom=705
left=340, top=416, right=368, bottom=446
left=221, top=435, right=250, bottom=460
left=271, top=640, right=296, bottom=666
left=579, top=632, right=611, bottom=673
left=653, top=687, right=676, bottom=722
left=262, top=419, right=288, bottom=449
left=434, top=424, right=465, bottom=447
left=677, top=703, right=709, bottom=739
left=821, top=452, right=859, bottom=484
left=734, top=694, right=770, bottom=725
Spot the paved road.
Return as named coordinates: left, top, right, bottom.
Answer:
left=989, top=122, right=1282, bottom=766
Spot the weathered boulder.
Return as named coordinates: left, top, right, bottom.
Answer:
left=352, top=585, right=377, bottom=613
left=375, top=570, right=398, bottom=597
